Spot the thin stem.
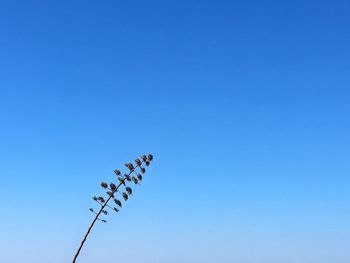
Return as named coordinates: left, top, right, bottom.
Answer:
left=72, top=162, right=143, bottom=263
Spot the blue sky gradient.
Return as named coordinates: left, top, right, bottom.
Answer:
left=0, top=1, right=349, bottom=262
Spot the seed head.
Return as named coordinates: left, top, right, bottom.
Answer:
left=86, top=154, right=154, bottom=228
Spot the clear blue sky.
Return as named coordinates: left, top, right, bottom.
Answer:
left=0, top=1, right=349, bottom=262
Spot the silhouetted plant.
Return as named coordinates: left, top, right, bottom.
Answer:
left=72, top=154, right=154, bottom=263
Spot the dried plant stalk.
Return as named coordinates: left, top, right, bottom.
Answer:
left=72, top=154, right=154, bottom=263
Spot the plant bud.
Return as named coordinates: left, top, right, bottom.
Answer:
left=124, top=174, right=131, bottom=181
left=109, top=183, right=117, bottom=191
left=135, top=158, right=142, bottom=166
left=114, top=199, right=122, bottom=207
left=125, top=186, right=132, bottom=195
left=122, top=192, right=128, bottom=201
left=132, top=177, right=139, bottom=184
left=118, top=177, right=125, bottom=185
left=125, top=163, right=134, bottom=171
left=107, top=191, right=114, bottom=197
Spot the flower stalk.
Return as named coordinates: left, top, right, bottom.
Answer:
left=72, top=154, right=154, bottom=263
